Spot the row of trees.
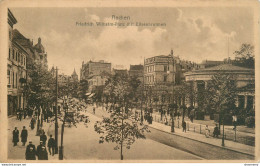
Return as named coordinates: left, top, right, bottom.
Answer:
left=24, top=62, right=90, bottom=110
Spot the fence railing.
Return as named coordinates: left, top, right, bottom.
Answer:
left=151, top=114, right=255, bottom=146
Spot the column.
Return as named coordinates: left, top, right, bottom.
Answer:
left=244, top=95, right=248, bottom=109
left=235, top=96, right=239, bottom=107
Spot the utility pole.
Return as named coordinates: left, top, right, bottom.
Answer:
left=140, top=58, right=145, bottom=125
left=55, top=66, right=59, bottom=154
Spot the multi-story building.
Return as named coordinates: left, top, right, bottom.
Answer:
left=33, top=37, right=48, bottom=69
left=80, top=60, right=111, bottom=80
left=143, top=50, right=200, bottom=109
left=128, top=65, right=144, bottom=83
left=80, top=60, right=111, bottom=92
left=7, top=9, right=28, bottom=116
left=12, top=29, right=48, bottom=69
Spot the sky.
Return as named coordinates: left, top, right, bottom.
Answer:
left=10, top=7, right=254, bottom=75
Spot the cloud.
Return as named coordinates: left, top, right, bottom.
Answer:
left=90, top=14, right=100, bottom=22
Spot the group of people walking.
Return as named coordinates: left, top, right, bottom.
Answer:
left=25, top=134, right=56, bottom=160
left=12, top=111, right=57, bottom=160
left=12, top=126, right=28, bottom=146
left=13, top=125, right=56, bottom=160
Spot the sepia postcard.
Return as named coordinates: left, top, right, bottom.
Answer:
left=0, top=0, right=259, bottom=164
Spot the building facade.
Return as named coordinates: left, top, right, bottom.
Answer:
left=80, top=60, right=111, bottom=80
left=128, top=64, right=144, bottom=83
left=185, top=64, right=255, bottom=111
left=7, top=9, right=28, bottom=116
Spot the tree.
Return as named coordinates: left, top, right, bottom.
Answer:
left=206, top=71, right=237, bottom=146
left=78, top=79, right=89, bottom=101
left=25, top=61, right=55, bottom=109
left=94, top=74, right=149, bottom=160
left=233, top=43, right=255, bottom=69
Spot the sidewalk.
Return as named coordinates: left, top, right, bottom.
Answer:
left=150, top=111, right=255, bottom=146
left=8, top=116, right=59, bottom=160
left=146, top=119, right=254, bottom=156
left=89, top=104, right=255, bottom=157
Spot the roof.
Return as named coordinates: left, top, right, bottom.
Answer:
left=201, top=60, right=223, bottom=65
left=200, top=64, right=253, bottom=71
left=34, top=38, right=45, bottom=53
left=72, top=68, right=77, bottom=76
left=8, top=9, right=17, bottom=27
left=130, top=65, right=143, bottom=70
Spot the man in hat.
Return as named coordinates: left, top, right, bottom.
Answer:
left=37, top=141, right=48, bottom=160
left=47, top=135, right=56, bottom=156
left=21, top=126, right=28, bottom=146
left=25, top=141, right=36, bottom=160
left=12, top=127, right=19, bottom=146
left=40, top=131, right=47, bottom=146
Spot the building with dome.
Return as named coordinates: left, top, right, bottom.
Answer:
left=184, top=63, right=255, bottom=112
left=34, top=37, right=48, bottom=69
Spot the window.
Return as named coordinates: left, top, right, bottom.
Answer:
left=16, top=52, right=18, bottom=61
left=164, top=65, right=167, bottom=72
left=21, top=55, right=23, bottom=64
left=7, top=69, right=10, bottom=84
left=12, top=72, right=14, bottom=88
left=16, top=73, right=18, bottom=88
left=12, top=49, right=15, bottom=59
left=18, top=53, right=20, bottom=62
left=9, top=31, right=11, bottom=40
left=24, top=57, right=26, bottom=66
left=164, top=75, right=167, bottom=82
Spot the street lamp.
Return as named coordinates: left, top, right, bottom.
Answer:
left=59, top=101, right=68, bottom=160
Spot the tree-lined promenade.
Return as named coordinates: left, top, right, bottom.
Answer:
left=9, top=43, right=255, bottom=160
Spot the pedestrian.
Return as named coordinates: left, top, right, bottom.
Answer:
left=190, top=114, right=194, bottom=123
left=21, top=126, right=28, bottom=146
left=19, top=109, right=23, bottom=121
left=205, top=125, right=210, bottom=138
left=40, top=131, right=47, bottom=146
left=182, top=121, right=186, bottom=132
left=47, top=135, right=56, bottom=156
left=36, top=141, right=48, bottom=160
left=12, top=127, right=19, bottom=146
left=93, top=107, right=95, bottom=114
left=24, top=108, right=27, bottom=119
left=16, top=109, right=20, bottom=120
left=30, top=118, right=35, bottom=130
left=25, top=141, right=37, bottom=160
left=213, top=124, right=220, bottom=138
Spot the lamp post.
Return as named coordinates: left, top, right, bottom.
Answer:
left=59, top=102, right=68, bottom=160
left=222, top=116, right=225, bottom=146
left=55, top=67, right=59, bottom=154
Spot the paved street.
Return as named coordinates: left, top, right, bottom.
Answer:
left=8, top=113, right=201, bottom=160
left=7, top=104, right=254, bottom=160
left=61, top=111, right=201, bottom=160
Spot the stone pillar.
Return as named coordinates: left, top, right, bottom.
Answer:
left=194, top=81, right=198, bottom=108
left=204, top=81, right=208, bottom=89
left=244, top=95, right=248, bottom=109
left=235, top=96, right=239, bottom=107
